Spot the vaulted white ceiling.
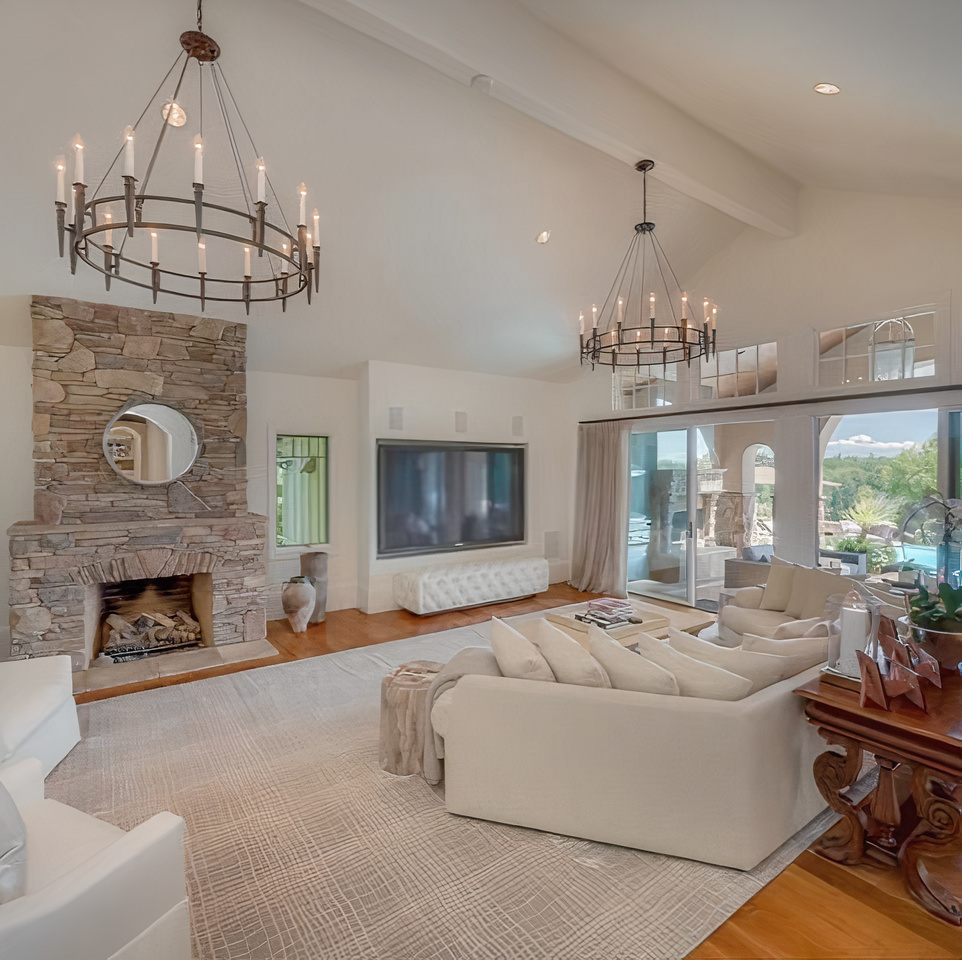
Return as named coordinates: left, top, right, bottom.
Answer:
left=2, top=0, right=959, bottom=383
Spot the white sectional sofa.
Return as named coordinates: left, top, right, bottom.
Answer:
left=437, top=664, right=826, bottom=870
left=393, top=557, right=549, bottom=615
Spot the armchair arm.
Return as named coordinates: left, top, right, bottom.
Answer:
left=0, top=811, right=187, bottom=960
left=732, top=585, right=765, bottom=609
left=0, top=757, right=44, bottom=807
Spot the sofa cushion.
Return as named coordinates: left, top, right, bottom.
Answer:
left=759, top=557, right=796, bottom=611
left=773, top=616, right=827, bottom=640
left=21, top=798, right=125, bottom=894
left=667, top=628, right=815, bottom=693
left=632, top=634, right=753, bottom=701
left=489, top=618, right=555, bottom=682
left=587, top=626, right=679, bottom=695
left=718, top=604, right=795, bottom=640
left=784, top=567, right=851, bottom=620
left=742, top=633, right=830, bottom=661
left=0, top=657, right=73, bottom=762
left=430, top=689, right=457, bottom=739
left=0, top=781, right=26, bottom=904
left=527, top=620, right=610, bottom=687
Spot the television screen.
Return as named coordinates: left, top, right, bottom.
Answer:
left=377, top=441, right=525, bottom=557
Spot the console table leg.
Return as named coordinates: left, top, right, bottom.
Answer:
left=870, top=755, right=902, bottom=852
left=899, top=765, right=962, bottom=925
left=812, top=731, right=867, bottom=864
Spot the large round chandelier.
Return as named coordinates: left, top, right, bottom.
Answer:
left=580, top=160, right=717, bottom=369
left=53, top=0, right=318, bottom=313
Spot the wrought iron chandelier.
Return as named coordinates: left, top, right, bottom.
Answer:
left=54, top=0, right=317, bottom=313
left=580, top=160, right=717, bottom=369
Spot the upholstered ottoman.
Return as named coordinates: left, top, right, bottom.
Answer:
left=393, top=558, right=549, bottom=615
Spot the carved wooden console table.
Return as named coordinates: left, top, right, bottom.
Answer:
left=794, top=675, right=962, bottom=925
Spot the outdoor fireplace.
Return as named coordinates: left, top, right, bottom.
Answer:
left=95, top=573, right=214, bottom=662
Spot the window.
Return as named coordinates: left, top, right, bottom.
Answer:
left=698, top=342, right=777, bottom=400
left=275, top=434, right=328, bottom=548
left=818, top=312, right=935, bottom=388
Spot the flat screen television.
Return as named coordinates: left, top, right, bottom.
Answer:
left=377, top=440, right=525, bottom=557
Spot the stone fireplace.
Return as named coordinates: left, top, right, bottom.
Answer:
left=8, top=296, right=268, bottom=669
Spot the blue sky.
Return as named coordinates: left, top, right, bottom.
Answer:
left=825, top=409, right=937, bottom=458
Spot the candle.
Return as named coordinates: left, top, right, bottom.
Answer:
left=197, top=241, right=206, bottom=274
left=837, top=605, right=870, bottom=678
left=681, top=293, right=688, bottom=320
left=703, top=298, right=710, bottom=324
left=104, top=207, right=113, bottom=247
left=649, top=292, right=655, bottom=320
left=244, top=245, right=251, bottom=276
left=591, top=303, right=598, bottom=329
left=256, top=158, right=266, bottom=203
left=193, top=135, right=204, bottom=184
left=617, top=297, right=624, bottom=325
left=579, top=312, right=585, bottom=336
left=123, top=126, right=135, bottom=177
left=72, top=134, right=85, bottom=184
left=711, top=304, right=718, bottom=331
left=66, top=186, right=75, bottom=227
left=313, top=208, right=320, bottom=244
left=281, top=242, right=289, bottom=272
left=55, top=156, right=66, bottom=203
left=150, top=231, right=158, bottom=263
left=298, top=183, right=307, bottom=225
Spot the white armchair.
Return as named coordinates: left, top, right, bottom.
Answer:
left=0, top=757, right=190, bottom=960
left=0, top=656, right=81, bottom=776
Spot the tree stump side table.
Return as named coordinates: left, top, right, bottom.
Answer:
left=379, top=660, right=444, bottom=776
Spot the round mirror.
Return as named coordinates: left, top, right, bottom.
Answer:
left=103, top=402, right=201, bottom=485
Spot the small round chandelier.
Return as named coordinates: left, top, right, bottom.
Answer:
left=580, top=160, right=717, bottom=369
left=53, top=0, right=318, bottom=313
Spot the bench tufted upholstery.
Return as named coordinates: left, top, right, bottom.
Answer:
left=393, top=558, right=549, bottom=615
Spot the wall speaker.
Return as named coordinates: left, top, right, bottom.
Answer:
left=544, top=530, right=561, bottom=559
left=388, top=406, right=403, bottom=430
left=455, top=411, right=468, bottom=433
left=511, top=415, right=524, bottom=437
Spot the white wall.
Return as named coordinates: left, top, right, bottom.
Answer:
left=246, top=371, right=359, bottom=620
left=357, top=360, right=575, bottom=612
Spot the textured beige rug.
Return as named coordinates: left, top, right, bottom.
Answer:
left=46, top=623, right=836, bottom=960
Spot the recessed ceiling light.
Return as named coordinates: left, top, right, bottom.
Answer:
left=536, top=230, right=551, bottom=244
left=813, top=82, right=840, bottom=96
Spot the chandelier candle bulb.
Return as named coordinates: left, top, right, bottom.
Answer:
left=681, top=293, right=688, bottom=320
left=66, top=187, right=75, bottom=227
left=104, top=207, right=113, bottom=247
left=244, top=245, right=251, bottom=277
left=256, top=158, right=266, bottom=203
left=197, top=241, right=206, bottom=274
left=592, top=303, right=598, bottom=329
left=55, top=157, right=66, bottom=203
left=151, top=231, right=159, bottom=264
left=123, top=126, right=135, bottom=177
left=618, top=296, right=624, bottom=326
left=313, top=208, right=320, bottom=243
left=298, top=183, right=307, bottom=225
left=649, top=292, right=656, bottom=319
left=193, top=135, right=204, bottom=184
left=579, top=312, right=585, bottom=336
left=72, top=135, right=84, bottom=184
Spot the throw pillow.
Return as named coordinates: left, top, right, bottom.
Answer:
left=530, top=619, right=610, bottom=687
left=632, top=633, right=753, bottom=701
left=742, top=632, right=829, bottom=662
left=667, top=627, right=797, bottom=694
left=759, top=556, right=796, bottom=611
left=489, top=618, right=556, bottom=682
left=587, top=626, right=679, bottom=695
left=0, top=781, right=26, bottom=904
left=773, top=616, right=825, bottom=640
left=785, top=566, right=850, bottom=620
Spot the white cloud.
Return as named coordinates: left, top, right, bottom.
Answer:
left=826, top=435, right=918, bottom=459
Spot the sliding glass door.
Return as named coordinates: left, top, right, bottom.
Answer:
left=628, top=421, right=777, bottom=609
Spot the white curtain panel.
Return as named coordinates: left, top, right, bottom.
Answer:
left=571, top=420, right=630, bottom=596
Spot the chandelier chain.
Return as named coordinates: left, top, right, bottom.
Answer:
left=197, top=0, right=204, bottom=33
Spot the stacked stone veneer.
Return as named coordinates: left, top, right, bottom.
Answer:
left=7, top=295, right=267, bottom=663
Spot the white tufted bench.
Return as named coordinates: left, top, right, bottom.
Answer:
left=393, top=558, right=550, bottom=615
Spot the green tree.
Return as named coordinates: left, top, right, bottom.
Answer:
left=881, top=438, right=938, bottom=506
left=846, top=489, right=896, bottom=536
left=821, top=455, right=887, bottom=521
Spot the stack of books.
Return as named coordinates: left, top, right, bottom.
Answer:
left=574, top=598, right=639, bottom=631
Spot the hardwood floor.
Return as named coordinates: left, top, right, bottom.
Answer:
left=73, top=584, right=962, bottom=958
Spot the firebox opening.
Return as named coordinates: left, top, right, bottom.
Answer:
left=96, top=572, right=214, bottom=662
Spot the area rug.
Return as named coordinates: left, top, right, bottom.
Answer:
left=46, top=621, right=837, bottom=960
